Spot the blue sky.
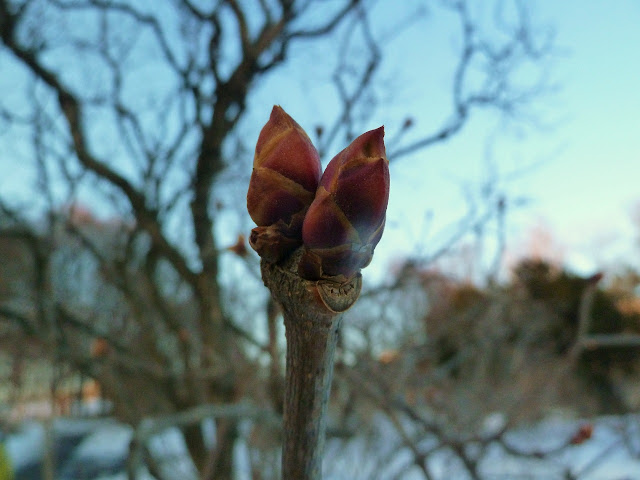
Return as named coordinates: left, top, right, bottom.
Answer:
left=317, top=0, right=640, bottom=279
left=510, top=1, right=640, bottom=272
left=261, top=0, right=640, bottom=280
left=1, top=1, right=638, bottom=282
left=536, top=0, right=640, bottom=266
left=360, top=0, right=640, bottom=279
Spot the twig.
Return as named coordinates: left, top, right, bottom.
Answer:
left=260, top=248, right=361, bottom=480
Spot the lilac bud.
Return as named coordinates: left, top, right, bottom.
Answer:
left=300, top=127, right=389, bottom=281
left=247, top=106, right=322, bottom=262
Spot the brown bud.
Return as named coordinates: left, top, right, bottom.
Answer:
left=402, top=117, right=414, bottom=130
left=178, top=327, right=191, bottom=343
left=227, top=234, right=248, bottom=258
left=569, top=423, right=594, bottom=445
left=247, top=106, right=322, bottom=262
left=91, top=338, right=110, bottom=358
left=300, top=127, right=389, bottom=281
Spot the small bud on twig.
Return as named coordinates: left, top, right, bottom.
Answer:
left=91, top=338, right=110, bottom=358
left=226, top=234, right=248, bottom=258
left=569, top=423, right=594, bottom=445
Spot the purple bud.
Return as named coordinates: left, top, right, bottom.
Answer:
left=300, top=127, right=389, bottom=281
left=247, top=106, right=322, bottom=262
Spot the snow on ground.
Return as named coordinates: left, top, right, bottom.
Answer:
left=4, top=414, right=640, bottom=479
left=5, top=422, right=44, bottom=473
left=4, top=418, right=197, bottom=480
left=58, top=423, right=131, bottom=479
left=322, top=414, right=640, bottom=480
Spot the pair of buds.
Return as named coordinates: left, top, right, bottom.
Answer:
left=247, top=106, right=390, bottom=283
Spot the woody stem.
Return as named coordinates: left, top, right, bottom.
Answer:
left=260, top=250, right=360, bottom=480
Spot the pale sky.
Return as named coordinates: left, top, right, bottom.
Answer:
left=506, top=1, right=640, bottom=274
left=358, top=0, right=640, bottom=279
left=2, top=0, right=639, bottom=282
left=321, top=0, right=640, bottom=279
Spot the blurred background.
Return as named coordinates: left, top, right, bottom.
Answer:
left=1, top=0, right=639, bottom=478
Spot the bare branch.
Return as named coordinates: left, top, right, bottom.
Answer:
left=318, top=4, right=381, bottom=156
left=390, top=0, right=554, bottom=161
left=288, top=0, right=360, bottom=40
left=0, top=305, right=36, bottom=336
left=0, top=13, right=200, bottom=287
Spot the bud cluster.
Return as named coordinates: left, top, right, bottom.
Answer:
left=247, top=106, right=389, bottom=282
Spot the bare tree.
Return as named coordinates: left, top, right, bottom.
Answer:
left=0, top=0, right=555, bottom=478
